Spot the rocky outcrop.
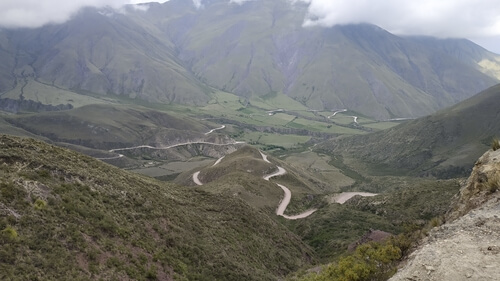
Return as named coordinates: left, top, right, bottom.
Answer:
left=347, top=229, right=392, bottom=252
left=447, top=149, right=500, bottom=221
left=389, top=149, right=500, bottom=281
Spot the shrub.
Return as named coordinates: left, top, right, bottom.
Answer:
left=1, top=226, right=18, bottom=242
left=486, top=173, right=500, bottom=194
left=301, top=241, right=401, bottom=281
left=34, top=198, right=47, bottom=210
left=429, top=217, right=442, bottom=228
left=492, top=138, right=500, bottom=151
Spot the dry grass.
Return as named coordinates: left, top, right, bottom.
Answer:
left=492, top=138, right=500, bottom=151
left=486, top=172, right=500, bottom=193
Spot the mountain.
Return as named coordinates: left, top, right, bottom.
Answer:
left=319, top=83, right=500, bottom=178
left=0, top=7, right=210, bottom=105
left=0, top=0, right=499, bottom=119
left=0, top=135, right=313, bottom=280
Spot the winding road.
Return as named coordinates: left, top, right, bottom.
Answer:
left=332, top=192, right=377, bottom=204
left=95, top=125, right=232, bottom=160
left=328, top=109, right=358, bottom=124
left=204, top=125, right=226, bottom=135
left=192, top=171, right=203, bottom=186
left=260, top=151, right=318, bottom=219
left=96, top=141, right=243, bottom=161
left=328, top=109, right=347, bottom=118
left=192, top=155, right=225, bottom=186
left=193, top=150, right=317, bottom=219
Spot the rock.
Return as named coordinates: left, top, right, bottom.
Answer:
left=389, top=149, right=500, bottom=281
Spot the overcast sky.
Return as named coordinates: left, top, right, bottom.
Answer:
left=0, top=0, right=499, bottom=53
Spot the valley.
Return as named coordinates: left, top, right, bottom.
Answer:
left=0, top=82, right=484, bottom=270
left=1, top=0, right=500, bottom=280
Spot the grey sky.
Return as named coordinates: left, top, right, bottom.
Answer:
left=299, top=0, right=500, bottom=53
left=0, top=0, right=499, bottom=54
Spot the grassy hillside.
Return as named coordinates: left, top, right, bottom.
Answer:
left=3, top=104, right=210, bottom=150
left=0, top=135, right=313, bottom=280
left=286, top=177, right=460, bottom=261
left=176, top=146, right=341, bottom=214
left=319, top=83, right=500, bottom=178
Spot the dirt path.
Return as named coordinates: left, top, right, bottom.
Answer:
left=263, top=166, right=285, bottom=180
left=327, top=109, right=347, bottom=118
left=212, top=156, right=225, bottom=166
left=332, top=192, right=378, bottom=204
left=192, top=171, right=203, bottom=186
left=327, top=109, right=358, bottom=124
left=204, top=125, right=225, bottom=135
left=109, top=140, right=244, bottom=153
left=260, top=151, right=317, bottom=220
left=96, top=135, right=244, bottom=160
left=192, top=150, right=317, bottom=219
left=192, top=156, right=225, bottom=185
left=260, top=151, right=270, bottom=163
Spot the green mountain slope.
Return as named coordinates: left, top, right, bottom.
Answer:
left=0, top=7, right=210, bottom=105
left=2, top=104, right=211, bottom=150
left=0, top=0, right=499, bottom=120
left=319, top=83, right=500, bottom=177
left=149, top=0, right=499, bottom=119
left=0, top=135, right=313, bottom=280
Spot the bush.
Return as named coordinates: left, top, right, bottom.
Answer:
left=1, top=226, right=18, bottom=242
left=486, top=174, right=500, bottom=194
left=492, top=138, right=500, bottom=151
left=34, top=198, right=47, bottom=210
left=301, top=241, right=401, bottom=281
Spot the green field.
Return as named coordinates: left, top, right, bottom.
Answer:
left=2, top=78, right=111, bottom=107
left=240, top=132, right=311, bottom=148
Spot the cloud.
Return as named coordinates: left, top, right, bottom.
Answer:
left=1, top=0, right=499, bottom=52
left=128, top=3, right=150, bottom=11
left=0, top=0, right=152, bottom=28
left=300, top=0, right=500, bottom=38
left=229, top=0, right=252, bottom=4
left=192, top=0, right=203, bottom=9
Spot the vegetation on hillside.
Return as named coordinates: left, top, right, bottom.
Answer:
left=320, top=84, right=500, bottom=179
left=299, top=239, right=402, bottom=281
left=0, top=135, right=312, bottom=280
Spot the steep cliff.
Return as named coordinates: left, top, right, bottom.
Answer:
left=389, top=149, right=500, bottom=280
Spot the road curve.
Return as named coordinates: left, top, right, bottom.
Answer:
left=109, top=140, right=244, bottom=153
left=261, top=152, right=317, bottom=220
left=192, top=171, right=203, bottom=186
left=332, top=192, right=377, bottom=204
left=328, top=109, right=347, bottom=119
left=327, top=109, right=358, bottom=124
left=205, top=125, right=226, bottom=135
left=192, top=150, right=317, bottom=219
left=192, top=156, right=225, bottom=185
left=96, top=137, right=243, bottom=160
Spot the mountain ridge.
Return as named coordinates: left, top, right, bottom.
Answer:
left=0, top=0, right=499, bottom=119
